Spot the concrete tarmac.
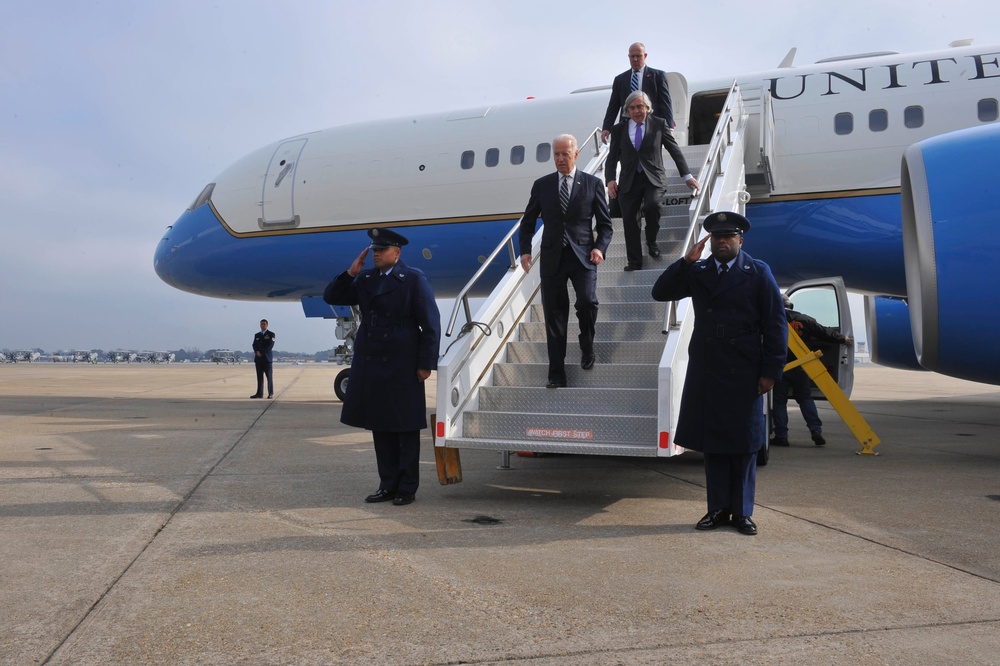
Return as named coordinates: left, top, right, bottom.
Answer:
left=1, top=363, right=999, bottom=665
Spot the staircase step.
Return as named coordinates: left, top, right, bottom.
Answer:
left=477, top=386, right=657, bottom=415
left=530, top=302, right=666, bottom=322
left=506, top=340, right=664, bottom=365
left=491, top=363, right=656, bottom=389
left=442, top=436, right=659, bottom=457
left=462, top=411, right=657, bottom=446
left=517, top=320, right=665, bottom=342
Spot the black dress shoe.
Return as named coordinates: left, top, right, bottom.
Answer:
left=392, top=493, right=416, bottom=506
left=695, top=509, right=731, bottom=530
left=545, top=380, right=567, bottom=389
left=770, top=436, right=789, bottom=447
left=648, top=244, right=661, bottom=258
left=581, top=355, right=595, bottom=370
left=623, top=264, right=641, bottom=272
left=811, top=431, right=826, bottom=446
left=734, top=515, right=758, bottom=535
left=267, top=395, right=274, bottom=399
left=250, top=394, right=263, bottom=399
left=364, top=488, right=396, bottom=503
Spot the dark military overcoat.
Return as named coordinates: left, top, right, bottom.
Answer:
left=652, top=250, right=787, bottom=454
left=323, top=260, right=440, bottom=432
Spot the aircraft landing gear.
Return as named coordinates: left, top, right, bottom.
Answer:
left=334, top=369, right=350, bottom=401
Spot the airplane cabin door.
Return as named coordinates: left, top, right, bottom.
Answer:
left=259, top=138, right=307, bottom=228
left=785, top=277, right=855, bottom=398
left=665, top=72, right=689, bottom=146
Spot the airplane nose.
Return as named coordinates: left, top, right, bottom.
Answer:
left=153, top=203, right=221, bottom=294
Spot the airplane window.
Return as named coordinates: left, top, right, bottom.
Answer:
left=904, top=106, right=924, bottom=128
left=834, top=112, right=853, bottom=135
left=978, top=98, right=999, bottom=122
left=536, top=143, right=551, bottom=162
left=485, top=148, right=499, bottom=167
left=869, top=109, right=888, bottom=132
left=511, top=145, right=525, bottom=165
left=461, top=151, right=475, bottom=169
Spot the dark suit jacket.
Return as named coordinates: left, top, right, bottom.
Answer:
left=605, top=117, right=692, bottom=194
left=602, top=66, right=674, bottom=132
left=517, top=171, right=613, bottom=278
left=252, top=330, right=275, bottom=363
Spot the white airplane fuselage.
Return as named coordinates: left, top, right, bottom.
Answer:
left=154, top=41, right=1000, bottom=382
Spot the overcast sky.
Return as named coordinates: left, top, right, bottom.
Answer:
left=2, top=1, right=997, bottom=353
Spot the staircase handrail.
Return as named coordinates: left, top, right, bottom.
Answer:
left=664, top=80, right=749, bottom=332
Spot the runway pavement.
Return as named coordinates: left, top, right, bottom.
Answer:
left=1, top=362, right=999, bottom=665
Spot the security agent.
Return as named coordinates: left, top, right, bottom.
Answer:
left=322, top=228, right=441, bottom=506
left=651, top=212, right=787, bottom=535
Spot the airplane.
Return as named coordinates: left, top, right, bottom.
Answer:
left=154, top=39, right=1000, bottom=387
left=107, top=350, right=138, bottom=363
left=4, top=350, right=41, bottom=363
left=210, top=350, right=241, bottom=364
left=136, top=351, right=175, bottom=364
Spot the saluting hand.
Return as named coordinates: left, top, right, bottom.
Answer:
left=348, top=248, right=370, bottom=277
left=685, top=235, right=709, bottom=263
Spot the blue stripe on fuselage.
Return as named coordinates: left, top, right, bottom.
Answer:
left=153, top=204, right=517, bottom=301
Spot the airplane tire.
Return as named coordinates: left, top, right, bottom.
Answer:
left=334, top=369, right=350, bottom=401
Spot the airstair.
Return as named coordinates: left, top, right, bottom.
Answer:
left=434, top=82, right=775, bottom=464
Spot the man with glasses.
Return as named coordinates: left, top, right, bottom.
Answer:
left=606, top=91, right=700, bottom=271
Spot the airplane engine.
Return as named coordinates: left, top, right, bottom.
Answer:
left=864, top=295, right=924, bottom=371
left=899, top=123, right=1000, bottom=384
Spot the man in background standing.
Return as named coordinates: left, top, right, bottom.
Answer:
left=251, top=319, right=275, bottom=399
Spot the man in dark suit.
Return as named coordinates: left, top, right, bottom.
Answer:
left=601, top=42, right=674, bottom=144
left=323, top=228, right=441, bottom=506
left=518, top=134, right=614, bottom=389
left=606, top=91, right=700, bottom=271
left=651, top=212, right=787, bottom=536
left=250, top=319, right=275, bottom=399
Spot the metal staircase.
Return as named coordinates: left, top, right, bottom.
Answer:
left=435, top=82, right=772, bottom=462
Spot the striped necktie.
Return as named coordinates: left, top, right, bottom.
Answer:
left=559, top=175, right=570, bottom=213
left=630, top=70, right=639, bottom=92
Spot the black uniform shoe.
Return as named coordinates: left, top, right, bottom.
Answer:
left=695, top=509, right=731, bottom=530
left=393, top=493, right=416, bottom=506
left=581, top=355, right=595, bottom=370
left=364, top=488, right=396, bottom=503
left=267, top=395, right=274, bottom=399
left=770, top=436, right=789, bottom=447
left=250, top=394, right=263, bottom=399
left=811, top=431, right=826, bottom=446
left=734, top=515, right=758, bottom=535
left=546, top=380, right=567, bottom=389
left=623, top=264, right=641, bottom=272
left=648, top=243, right=661, bottom=258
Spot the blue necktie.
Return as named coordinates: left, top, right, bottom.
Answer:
left=630, top=69, right=639, bottom=92
left=634, top=123, right=643, bottom=172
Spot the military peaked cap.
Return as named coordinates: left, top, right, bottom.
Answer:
left=368, top=228, right=409, bottom=249
left=703, top=211, right=750, bottom=235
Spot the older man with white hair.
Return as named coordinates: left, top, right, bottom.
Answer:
left=606, top=90, right=700, bottom=271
